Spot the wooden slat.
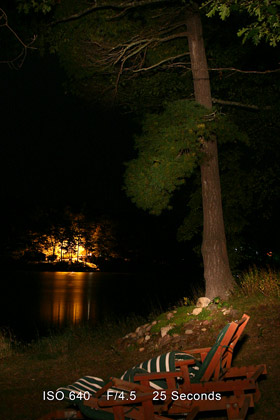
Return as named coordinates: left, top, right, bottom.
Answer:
left=249, top=365, right=266, bottom=381
left=238, top=396, right=251, bottom=420
left=37, top=410, right=85, bottom=420
left=185, top=406, right=199, bottom=420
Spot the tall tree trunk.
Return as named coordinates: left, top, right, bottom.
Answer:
left=186, top=5, right=235, bottom=299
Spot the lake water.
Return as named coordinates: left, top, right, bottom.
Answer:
left=0, top=270, right=201, bottom=341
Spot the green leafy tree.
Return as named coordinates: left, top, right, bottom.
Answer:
left=203, top=0, right=280, bottom=46
left=124, top=99, right=248, bottom=216
left=124, top=101, right=207, bottom=215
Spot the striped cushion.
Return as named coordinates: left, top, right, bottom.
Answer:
left=57, top=376, right=115, bottom=420
left=175, top=352, right=201, bottom=380
left=57, top=376, right=139, bottom=419
left=121, top=351, right=201, bottom=387
left=58, top=376, right=105, bottom=398
left=121, top=352, right=175, bottom=381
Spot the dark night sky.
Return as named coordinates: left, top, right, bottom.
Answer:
left=1, top=54, right=188, bottom=261
left=2, top=55, right=140, bottom=219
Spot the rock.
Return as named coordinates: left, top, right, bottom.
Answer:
left=160, top=325, right=173, bottom=338
left=185, top=329, right=193, bottom=335
left=171, top=335, right=182, bottom=344
left=143, top=323, right=150, bottom=330
left=139, top=347, right=145, bottom=352
left=137, top=337, right=145, bottom=345
left=230, top=309, right=240, bottom=318
left=151, top=321, right=158, bottom=325
left=135, top=326, right=147, bottom=337
left=145, top=324, right=152, bottom=332
left=166, top=312, right=174, bottom=320
left=221, top=308, right=231, bottom=315
left=159, top=335, right=172, bottom=345
left=201, top=328, right=207, bottom=332
left=208, top=304, right=218, bottom=312
left=196, top=297, right=211, bottom=308
left=145, top=335, right=151, bottom=341
left=192, top=308, right=202, bottom=316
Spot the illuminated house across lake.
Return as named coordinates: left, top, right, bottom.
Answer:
left=13, top=214, right=120, bottom=269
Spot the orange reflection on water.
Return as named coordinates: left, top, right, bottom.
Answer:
left=39, top=272, right=97, bottom=326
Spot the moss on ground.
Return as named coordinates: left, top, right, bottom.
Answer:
left=150, top=306, right=213, bottom=334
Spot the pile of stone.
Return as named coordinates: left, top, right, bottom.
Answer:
left=118, top=297, right=236, bottom=352
left=122, top=320, right=158, bottom=345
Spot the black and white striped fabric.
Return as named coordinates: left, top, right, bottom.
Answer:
left=57, top=376, right=127, bottom=420
left=121, top=351, right=201, bottom=387
left=57, top=376, right=105, bottom=400
left=56, top=351, right=201, bottom=419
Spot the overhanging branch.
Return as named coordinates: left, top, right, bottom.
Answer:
left=209, top=66, right=280, bottom=75
left=132, top=52, right=190, bottom=72
left=88, top=30, right=189, bottom=92
left=50, top=0, right=176, bottom=26
left=212, top=98, right=272, bottom=110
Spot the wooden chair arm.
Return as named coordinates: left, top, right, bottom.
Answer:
left=175, top=358, right=198, bottom=367
left=184, top=347, right=212, bottom=355
left=177, top=348, right=212, bottom=363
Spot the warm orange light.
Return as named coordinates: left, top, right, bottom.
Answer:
left=42, top=237, right=98, bottom=262
left=40, top=273, right=86, bottom=325
left=25, top=218, right=119, bottom=266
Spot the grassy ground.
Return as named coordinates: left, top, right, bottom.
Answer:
left=1, top=270, right=280, bottom=420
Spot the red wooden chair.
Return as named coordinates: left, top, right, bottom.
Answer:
left=38, top=314, right=266, bottom=420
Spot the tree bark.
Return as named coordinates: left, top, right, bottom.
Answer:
left=186, top=5, right=235, bottom=299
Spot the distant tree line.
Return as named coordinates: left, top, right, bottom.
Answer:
left=12, top=210, right=120, bottom=265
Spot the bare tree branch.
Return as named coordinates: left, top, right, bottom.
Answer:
left=111, top=31, right=187, bottom=64
left=50, top=0, right=176, bottom=26
left=132, top=52, right=190, bottom=72
left=212, top=97, right=272, bottom=110
left=85, top=28, right=189, bottom=92
left=209, top=66, right=280, bottom=75
left=0, top=8, right=37, bottom=69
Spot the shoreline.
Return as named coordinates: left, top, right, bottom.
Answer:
left=2, top=260, right=193, bottom=273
